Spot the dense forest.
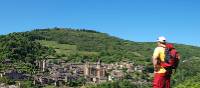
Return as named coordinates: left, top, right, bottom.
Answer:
left=0, top=28, right=200, bottom=88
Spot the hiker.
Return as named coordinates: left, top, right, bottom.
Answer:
left=152, top=36, right=180, bottom=88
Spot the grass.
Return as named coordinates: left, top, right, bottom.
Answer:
left=37, top=40, right=99, bottom=58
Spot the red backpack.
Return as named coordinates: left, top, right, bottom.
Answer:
left=160, top=43, right=180, bottom=69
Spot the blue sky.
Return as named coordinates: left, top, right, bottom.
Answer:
left=0, top=0, right=200, bottom=46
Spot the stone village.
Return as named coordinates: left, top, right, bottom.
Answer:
left=0, top=59, right=146, bottom=87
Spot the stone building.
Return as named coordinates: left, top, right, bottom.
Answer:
left=84, top=60, right=107, bottom=83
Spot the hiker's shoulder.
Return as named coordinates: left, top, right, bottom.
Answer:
left=154, top=46, right=165, bottom=52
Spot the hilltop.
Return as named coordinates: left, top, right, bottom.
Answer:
left=24, top=28, right=200, bottom=63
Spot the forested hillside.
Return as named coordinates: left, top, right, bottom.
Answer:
left=0, top=28, right=200, bottom=87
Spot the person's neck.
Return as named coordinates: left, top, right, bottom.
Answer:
left=158, top=44, right=166, bottom=47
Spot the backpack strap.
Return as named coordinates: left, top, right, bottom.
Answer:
left=158, top=45, right=172, bottom=67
